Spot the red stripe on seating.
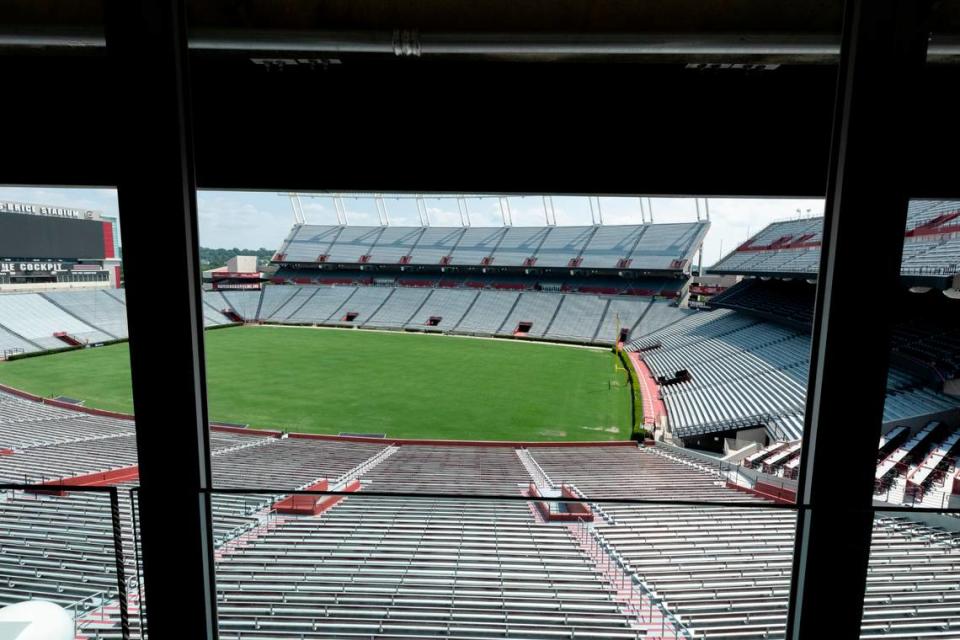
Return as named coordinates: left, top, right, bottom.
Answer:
left=725, top=480, right=795, bottom=504
left=27, top=465, right=139, bottom=495
left=287, top=432, right=639, bottom=447
left=274, top=478, right=361, bottom=515
left=626, top=353, right=665, bottom=425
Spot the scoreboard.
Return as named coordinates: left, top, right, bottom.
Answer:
left=0, top=211, right=110, bottom=261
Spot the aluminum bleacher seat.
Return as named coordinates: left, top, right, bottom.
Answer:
left=492, top=226, right=551, bottom=267
left=529, top=445, right=765, bottom=503
left=42, top=290, right=129, bottom=340
left=579, top=225, right=646, bottom=269
left=452, top=291, right=519, bottom=334
left=859, top=517, right=960, bottom=638
left=0, top=324, right=40, bottom=356
left=360, top=445, right=531, bottom=495
left=220, top=290, right=264, bottom=321
left=496, top=292, right=563, bottom=337
left=281, top=286, right=358, bottom=323
left=366, top=226, right=426, bottom=264
left=593, top=298, right=654, bottom=345
left=533, top=225, right=595, bottom=267
left=404, top=289, right=480, bottom=331
left=712, top=202, right=960, bottom=278
left=629, top=309, right=960, bottom=442
left=599, top=502, right=798, bottom=638
left=203, top=289, right=232, bottom=312
left=324, top=226, right=385, bottom=263
left=0, top=405, right=134, bottom=451
left=907, top=199, right=960, bottom=229
left=214, top=495, right=642, bottom=639
left=265, top=286, right=319, bottom=321
left=0, top=293, right=109, bottom=349
left=543, top=294, right=607, bottom=342
left=363, top=287, right=432, bottom=327
left=632, top=301, right=693, bottom=338
left=0, top=435, right=139, bottom=484
left=326, top=286, right=393, bottom=325
left=0, top=490, right=129, bottom=610
left=407, top=227, right=466, bottom=265
left=448, top=227, right=508, bottom=266
left=257, top=286, right=301, bottom=320
left=213, top=438, right=388, bottom=491
left=279, top=225, right=343, bottom=262
left=627, top=222, right=708, bottom=271
left=201, top=302, right=230, bottom=327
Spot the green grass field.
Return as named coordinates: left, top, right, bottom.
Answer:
left=0, top=326, right=633, bottom=441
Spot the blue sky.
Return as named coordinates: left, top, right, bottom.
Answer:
left=0, top=186, right=822, bottom=266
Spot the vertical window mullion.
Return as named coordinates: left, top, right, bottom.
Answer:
left=104, top=0, right=218, bottom=637
left=787, top=2, right=932, bottom=639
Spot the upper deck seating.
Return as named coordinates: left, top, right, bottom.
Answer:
left=712, top=200, right=960, bottom=277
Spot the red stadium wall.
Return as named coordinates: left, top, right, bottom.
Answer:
left=102, top=221, right=115, bottom=259
left=288, top=432, right=640, bottom=448
left=725, top=480, right=796, bottom=504
left=274, top=478, right=361, bottom=515
left=27, top=465, right=140, bottom=495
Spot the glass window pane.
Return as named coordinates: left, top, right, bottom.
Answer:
left=198, top=192, right=825, bottom=503
left=862, top=510, right=960, bottom=636
left=212, top=492, right=796, bottom=639
left=0, top=186, right=144, bottom=636
left=872, top=199, right=960, bottom=510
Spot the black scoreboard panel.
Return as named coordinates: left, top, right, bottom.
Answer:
left=0, top=212, right=105, bottom=260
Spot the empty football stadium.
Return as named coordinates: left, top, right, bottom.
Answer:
left=8, top=3, right=960, bottom=640
left=2, top=189, right=960, bottom=640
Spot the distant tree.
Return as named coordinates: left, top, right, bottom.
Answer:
left=199, top=247, right=275, bottom=270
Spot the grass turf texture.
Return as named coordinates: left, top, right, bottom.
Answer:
left=0, top=326, right=633, bottom=441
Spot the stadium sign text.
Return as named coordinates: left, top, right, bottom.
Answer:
left=0, top=201, right=97, bottom=220
left=0, top=262, right=67, bottom=274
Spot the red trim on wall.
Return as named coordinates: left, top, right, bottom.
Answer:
left=626, top=352, right=665, bottom=426
left=725, top=480, right=796, bottom=504
left=102, top=221, right=115, bottom=258
left=528, top=482, right=594, bottom=521
left=274, top=478, right=361, bottom=515
left=288, top=433, right=638, bottom=447
left=736, top=241, right=822, bottom=253
left=210, top=424, right=285, bottom=438
left=28, top=465, right=140, bottom=495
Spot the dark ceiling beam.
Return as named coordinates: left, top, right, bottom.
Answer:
left=4, top=27, right=960, bottom=62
